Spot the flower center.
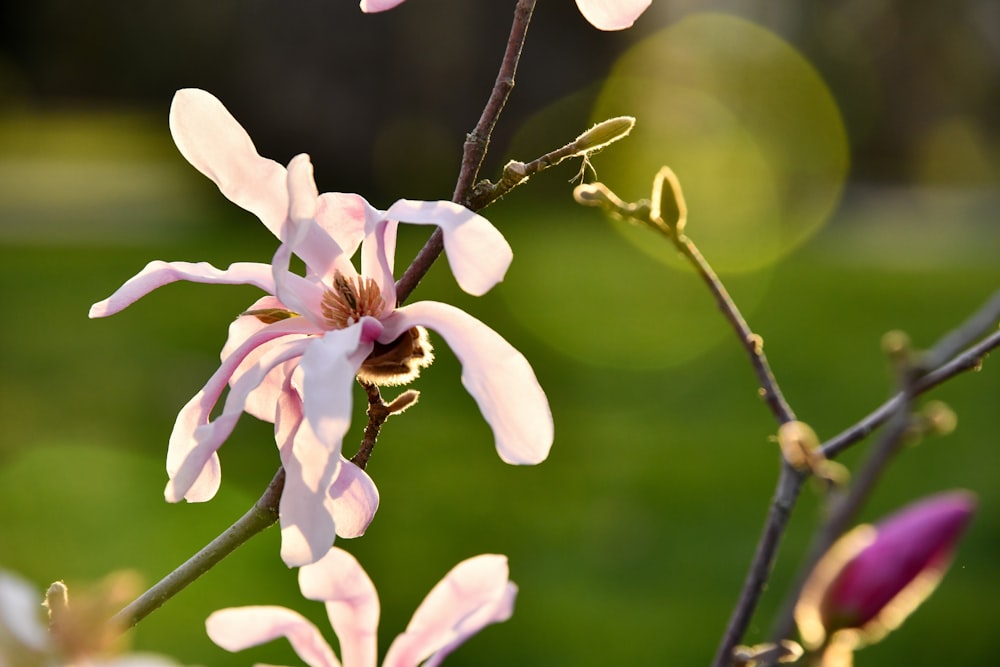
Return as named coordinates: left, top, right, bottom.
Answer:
left=321, top=271, right=386, bottom=329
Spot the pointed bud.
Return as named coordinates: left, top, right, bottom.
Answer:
left=796, top=491, right=976, bottom=651
left=573, top=116, right=636, bottom=154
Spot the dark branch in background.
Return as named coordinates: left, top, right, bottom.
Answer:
left=395, top=0, right=536, bottom=304
left=573, top=170, right=1000, bottom=667
left=112, top=468, right=285, bottom=631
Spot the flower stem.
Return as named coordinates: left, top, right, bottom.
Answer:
left=111, top=468, right=285, bottom=631
left=395, top=0, right=536, bottom=304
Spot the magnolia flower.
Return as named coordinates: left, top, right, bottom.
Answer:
left=206, top=547, right=516, bottom=667
left=90, top=89, right=552, bottom=567
left=796, top=490, right=976, bottom=662
left=359, top=0, right=651, bottom=31
left=0, top=569, right=183, bottom=667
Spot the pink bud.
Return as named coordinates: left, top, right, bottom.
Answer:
left=797, top=490, right=976, bottom=649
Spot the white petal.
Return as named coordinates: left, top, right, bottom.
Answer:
left=382, top=302, right=552, bottom=464
left=274, top=381, right=342, bottom=567
left=284, top=156, right=357, bottom=286
left=328, top=460, right=380, bottom=539
left=165, top=319, right=315, bottom=503
left=89, top=261, right=275, bottom=318
left=383, top=199, right=512, bottom=296
left=299, top=548, right=380, bottom=667
left=206, top=606, right=340, bottom=667
left=169, top=89, right=289, bottom=238
left=382, top=555, right=516, bottom=667
left=0, top=570, right=48, bottom=650
left=575, top=0, right=651, bottom=30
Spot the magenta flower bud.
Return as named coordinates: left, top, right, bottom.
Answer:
left=797, top=490, right=976, bottom=650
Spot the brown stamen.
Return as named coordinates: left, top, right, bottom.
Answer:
left=321, top=271, right=386, bottom=329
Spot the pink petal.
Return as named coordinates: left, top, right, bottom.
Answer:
left=299, top=547, right=380, bottom=667
left=359, top=0, right=407, bottom=12
left=382, top=302, right=552, bottom=465
left=360, top=218, right=398, bottom=311
left=285, top=156, right=357, bottom=286
left=575, top=0, right=651, bottom=30
left=272, top=240, right=330, bottom=330
left=274, top=380, right=342, bottom=567
left=169, top=88, right=289, bottom=238
left=89, top=261, right=276, bottom=318
left=382, top=555, right=516, bottom=667
left=316, top=192, right=369, bottom=260
left=206, top=606, right=340, bottom=667
left=299, top=324, right=378, bottom=448
left=328, top=460, right=380, bottom=539
left=165, top=318, right=316, bottom=503
left=223, top=295, right=302, bottom=423
left=383, top=200, right=512, bottom=297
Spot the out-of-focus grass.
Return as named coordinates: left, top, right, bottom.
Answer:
left=1, top=180, right=998, bottom=665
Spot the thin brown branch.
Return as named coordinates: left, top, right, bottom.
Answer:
left=395, top=0, right=536, bottom=304
left=112, top=467, right=285, bottom=631
left=350, top=381, right=391, bottom=470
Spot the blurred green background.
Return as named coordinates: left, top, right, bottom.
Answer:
left=1, top=1, right=999, bottom=665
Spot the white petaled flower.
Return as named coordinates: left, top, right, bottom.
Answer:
left=90, top=89, right=553, bottom=567
left=359, top=0, right=652, bottom=31
left=0, top=569, right=184, bottom=667
left=207, top=547, right=517, bottom=667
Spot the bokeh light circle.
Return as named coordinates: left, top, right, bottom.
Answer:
left=592, top=12, right=849, bottom=273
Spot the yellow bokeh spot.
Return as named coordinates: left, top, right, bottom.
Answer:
left=592, top=12, right=849, bottom=273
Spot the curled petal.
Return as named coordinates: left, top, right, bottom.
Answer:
left=575, top=0, right=651, bottom=30
left=89, top=261, right=275, bottom=318
left=299, top=548, right=380, bottom=667
left=284, top=156, right=358, bottom=286
left=383, top=302, right=552, bottom=465
left=316, top=192, right=369, bottom=263
left=169, top=88, right=289, bottom=238
left=272, top=241, right=330, bottom=330
left=383, top=199, right=512, bottom=296
left=383, top=555, right=516, bottom=667
left=359, top=0, right=407, bottom=12
left=361, top=218, right=398, bottom=310
left=224, top=295, right=302, bottom=423
left=328, top=460, right=380, bottom=539
left=206, top=606, right=340, bottom=667
left=165, top=319, right=316, bottom=503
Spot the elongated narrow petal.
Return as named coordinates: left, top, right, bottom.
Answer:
left=383, top=302, right=552, bottom=464
left=89, top=261, right=276, bottom=318
left=359, top=0, right=407, bottom=12
left=360, top=218, right=398, bottom=310
left=170, top=88, right=289, bottom=238
left=299, top=325, right=378, bottom=449
left=206, top=606, right=340, bottom=667
left=274, top=379, right=342, bottom=567
left=165, top=319, right=316, bottom=502
left=383, top=199, right=512, bottom=296
left=328, top=460, right=380, bottom=539
left=299, top=548, right=380, bottom=667
left=382, top=555, right=516, bottom=667
left=575, top=0, right=651, bottom=30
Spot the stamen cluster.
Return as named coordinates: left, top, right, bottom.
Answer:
left=321, top=271, right=386, bottom=329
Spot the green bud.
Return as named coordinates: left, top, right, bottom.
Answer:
left=573, top=116, right=636, bottom=154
